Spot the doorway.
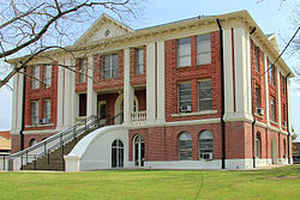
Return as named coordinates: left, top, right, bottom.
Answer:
left=134, top=135, right=144, bottom=167
left=111, top=139, right=124, bottom=168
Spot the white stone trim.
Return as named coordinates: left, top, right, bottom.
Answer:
left=23, top=129, right=58, bottom=135
left=264, top=55, right=270, bottom=122
left=146, top=42, right=156, bottom=122
left=25, top=123, right=54, bottom=128
left=156, top=40, right=165, bottom=123
left=144, top=160, right=222, bottom=170
left=171, top=110, right=217, bottom=117
left=277, top=68, right=282, bottom=129
left=225, top=159, right=253, bottom=169
left=166, top=118, right=221, bottom=127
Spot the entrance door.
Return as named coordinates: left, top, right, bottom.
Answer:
left=272, top=137, right=278, bottom=164
left=134, top=135, right=144, bottom=167
left=98, top=101, right=106, bottom=125
left=111, top=140, right=124, bottom=168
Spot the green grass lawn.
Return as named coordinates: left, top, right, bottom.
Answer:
left=1, top=165, right=300, bottom=200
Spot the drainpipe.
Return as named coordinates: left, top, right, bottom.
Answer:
left=20, top=64, right=26, bottom=151
left=249, top=27, right=257, bottom=169
left=285, top=72, right=291, bottom=164
left=216, top=19, right=226, bottom=169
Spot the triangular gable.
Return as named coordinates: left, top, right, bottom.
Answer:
left=74, top=13, right=133, bottom=46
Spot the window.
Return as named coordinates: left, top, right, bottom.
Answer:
left=283, top=139, right=287, bottom=158
left=32, top=65, right=40, bottom=89
left=197, top=34, right=211, bottom=65
left=283, top=104, right=286, bottom=126
left=29, top=139, right=37, bottom=147
left=270, top=96, right=276, bottom=121
left=101, top=54, right=119, bottom=80
left=178, top=82, right=192, bottom=112
left=269, top=64, right=275, bottom=85
left=177, top=38, right=191, bottom=67
left=256, top=134, right=261, bottom=158
left=78, top=58, right=87, bottom=83
left=198, top=80, right=212, bottom=111
left=281, top=76, right=285, bottom=96
left=256, top=86, right=261, bottom=109
left=135, top=48, right=144, bottom=75
left=178, top=132, right=192, bottom=160
left=31, top=101, right=39, bottom=125
left=199, top=130, right=213, bottom=160
left=43, top=65, right=52, bottom=88
left=43, top=99, right=51, bottom=123
left=254, top=45, right=260, bottom=72
left=111, top=139, right=124, bottom=168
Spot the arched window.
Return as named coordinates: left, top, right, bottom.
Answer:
left=134, top=135, right=144, bottom=167
left=256, top=134, right=261, bottom=159
left=178, top=132, right=192, bottom=160
left=199, top=130, right=213, bottom=160
left=29, top=138, right=37, bottom=147
left=111, top=139, right=124, bottom=168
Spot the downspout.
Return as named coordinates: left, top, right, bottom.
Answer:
left=20, top=65, right=26, bottom=151
left=249, top=27, right=257, bottom=169
left=286, top=72, right=291, bottom=164
left=216, top=19, right=226, bottom=169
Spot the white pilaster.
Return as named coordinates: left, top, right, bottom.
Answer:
left=264, top=55, right=270, bottom=123
left=277, top=69, right=281, bottom=129
left=87, top=55, right=97, bottom=117
left=16, top=72, right=24, bottom=133
left=56, top=61, right=64, bottom=130
left=222, top=28, right=234, bottom=119
left=233, top=27, right=253, bottom=121
left=156, top=41, right=165, bottom=122
left=64, top=58, right=76, bottom=127
left=11, top=71, right=20, bottom=135
left=123, top=48, right=134, bottom=124
left=146, top=42, right=156, bottom=122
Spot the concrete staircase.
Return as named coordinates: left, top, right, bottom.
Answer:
left=23, top=128, right=95, bottom=171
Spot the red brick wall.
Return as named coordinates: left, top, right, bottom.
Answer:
left=129, top=123, right=222, bottom=161
left=267, top=59, right=279, bottom=127
left=130, top=46, right=146, bottom=86
left=24, top=64, right=58, bottom=131
left=11, top=135, right=20, bottom=153
left=280, top=73, right=288, bottom=131
left=250, top=40, right=266, bottom=123
left=97, top=93, right=119, bottom=122
left=165, top=31, right=222, bottom=122
left=293, top=142, right=300, bottom=154
left=135, top=89, right=146, bottom=111
left=93, top=50, right=124, bottom=91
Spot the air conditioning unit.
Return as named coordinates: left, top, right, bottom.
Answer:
left=201, top=153, right=213, bottom=160
left=256, top=108, right=264, bottom=116
left=179, top=105, right=192, bottom=113
left=40, top=118, right=50, bottom=124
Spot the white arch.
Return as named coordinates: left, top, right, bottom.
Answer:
left=114, top=94, right=139, bottom=124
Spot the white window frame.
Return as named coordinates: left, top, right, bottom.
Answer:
left=43, top=65, right=52, bottom=88
left=178, top=82, right=192, bottom=112
left=135, top=48, right=144, bottom=75
left=198, top=79, right=212, bottom=112
left=32, top=65, right=40, bottom=89
left=101, top=54, right=119, bottom=80
left=270, top=96, right=276, bottom=121
left=178, top=132, right=193, bottom=160
left=177, top=38, right=191, bottom=67
left=31, top=101, right=39, bottom=125
left=196, top=34, right=211, bottom=65
left=199, top=130, right=214, bottom=160
left=43, top=99, right=51, bottom=123
left=79, top=58, right=87, bottom=83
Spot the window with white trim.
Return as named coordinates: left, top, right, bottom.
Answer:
left=256, top=86, right=261, bottom=109
left=32, top=65, right=40, bottom=89
left=178, top=82, right=192, bottom=112
left=256, top=134, right=261, bottom=158
left=196, top=34, right=211, bottom=65
left=101, top=54, right=119, bottom=80
left=198, top=80, right=212, bottom=111
left=199, top=130, right=213, bottom=160
left=177, top=38, right=191, bottom=67
left=254, top=45, right=260, bottom=72
left=78, top=58, right=87, bottom=83
left=269, top=64, right=275, bottom=85
left=135, top=48, right=144, bottom=75
left=31, top=101, right=39, bottom=125
left=270, top=96, right=276, bottom=121
left=43, top=65, right=52, bottom=88
left=43, top=99, right=51, bottom=123
left=178, top=132, right=192, bottom=160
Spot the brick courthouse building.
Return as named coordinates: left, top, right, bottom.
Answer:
left=7, top=10, right=294, bottom=171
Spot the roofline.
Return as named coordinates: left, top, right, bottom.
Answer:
left=5, top=10, right=295, bottom=77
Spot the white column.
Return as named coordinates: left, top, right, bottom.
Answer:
left=264, top=55, right=270, bottom=123
left=11, top=71, right=22, bottom=135
left=87, top=55, right=97, bottom=117
left=56, top=61, right=64, bottom=130
left=287, top=79, right=292, bottom=132
left=277, top=69, right=282, bottom=129
left=222, top=28, right=234, bottom=120
left=156, top=41, right=165, bottom=122
left=16, top=72, right=24, bottom=133
left=233, top=27, right=253, bottom=121
left=123, top=48, right=134, bottom=124
left=146, top=42, right=156, bottom=122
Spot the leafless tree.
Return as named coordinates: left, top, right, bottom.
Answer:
left=0, top=0, right=143, bottom=89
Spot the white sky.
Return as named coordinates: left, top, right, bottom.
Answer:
left=0, top=0, right=299, bottom=134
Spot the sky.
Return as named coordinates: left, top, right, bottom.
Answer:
left=0, top=0, right=299, bottom=136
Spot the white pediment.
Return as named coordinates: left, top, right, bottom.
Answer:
left=74, top=14, right=133, bottom=46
